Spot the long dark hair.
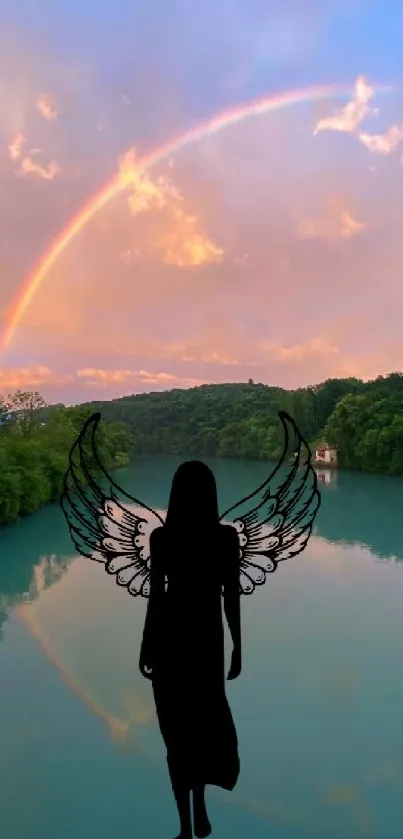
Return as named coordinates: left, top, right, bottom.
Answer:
left=164, top=460, right=219, bottom=531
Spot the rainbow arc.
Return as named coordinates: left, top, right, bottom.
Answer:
left=2, top=83, right=354, bottom=354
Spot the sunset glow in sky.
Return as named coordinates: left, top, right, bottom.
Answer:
left=1, top=0, right=403, bottom=403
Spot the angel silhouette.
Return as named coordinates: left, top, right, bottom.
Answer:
left=60, top=410, right=320, bottom=839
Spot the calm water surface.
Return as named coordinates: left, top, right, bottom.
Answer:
left=1, top=457, right=403, bottom=839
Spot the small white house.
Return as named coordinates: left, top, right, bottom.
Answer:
left=315, top=442, right=338, bottom=466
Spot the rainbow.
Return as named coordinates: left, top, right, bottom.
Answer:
left=2, top=83, right=352, bottom=354
left=16, top=602, right=154, bottom=744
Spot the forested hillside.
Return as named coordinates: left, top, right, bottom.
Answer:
left=81, top=371, right=403, bottom=472
left=1, top=372, right=403, bottom=526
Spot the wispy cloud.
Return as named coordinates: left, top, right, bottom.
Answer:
left=117, top=147, right=224, bottom=267
left=0, top=365, right=73, bottom=390
left=259, top=337, right=339, bottom=362
left=76, top=367, right=206, bottom=388
left=7, top=132, right=60, bottom=181
left=0, top=365, right=207, bottom=395
left=298, top=200, right=367, bottom=241
left=19, top=156, right=61, bottom=180
left=118, top=248, right=140, bottom=265
left=314, top=75, right=374, bottom=135
left=36, top=93, right=59, bottom=121
left=165, top=341, right=241, bottom=365
left=314, top=75, right=403, bottom=160
left=8, top=132, right=25, bottom=161
left=156, top=207, right=224, bottom=267
left=118, top=148, right=175, bottom=213
left=358, top=123, right=403, bottom=154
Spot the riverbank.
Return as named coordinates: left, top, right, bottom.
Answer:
left=2, top=371, right=403, bottom=526
left=83, top=373, right=403, bottom=477
left=0, top=403, right=133, bottom=526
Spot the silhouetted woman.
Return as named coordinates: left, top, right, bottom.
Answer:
left=139, top=461, right=241, bottom=839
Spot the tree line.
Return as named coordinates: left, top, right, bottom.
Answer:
left=1, top=371, right=403, bottom=525
left=0, top=391, right=133, bottom=525
left=86, top=373, right=403, bottom=474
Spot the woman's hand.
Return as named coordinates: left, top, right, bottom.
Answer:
left=139, top=646, right=153, bottom=680
left=227, top=645, right=242, bottom=680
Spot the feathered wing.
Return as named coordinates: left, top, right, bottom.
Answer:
left=60, top=413, right=165, bottom=598
left=219, top=411, right=321, bottom=594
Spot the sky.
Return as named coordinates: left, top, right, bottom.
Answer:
left=1, top=0, right=403, bottom=404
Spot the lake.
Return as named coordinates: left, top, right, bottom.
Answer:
left=1, top=456, right=403, bottom=839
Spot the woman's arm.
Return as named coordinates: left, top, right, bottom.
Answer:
left=139, top=528, right=165, bottom=679
left=223, top=526, right=242, bottom=680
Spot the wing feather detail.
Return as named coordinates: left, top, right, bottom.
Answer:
left=60, top=413, right=164, bottom=598
left=220, top=411, right=321, bottom=594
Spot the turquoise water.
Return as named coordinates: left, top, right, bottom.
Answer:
left=1, top=457, right=403, bottom=838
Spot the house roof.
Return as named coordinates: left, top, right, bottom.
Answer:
left=315, top=442, right=337, bottom=450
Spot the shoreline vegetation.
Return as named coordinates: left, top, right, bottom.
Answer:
left=0, top=371, right=403, bottom=526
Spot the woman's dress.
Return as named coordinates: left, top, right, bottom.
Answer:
left=151, top=525, right=240, bottom=790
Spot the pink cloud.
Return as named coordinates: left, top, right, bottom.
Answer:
left=0, top=365, right=74, bottom=390
left=297, top=201, right=368, bottom=241
left=117, top=147, right=224, bottom=267
left=358, top=124, right=403, bottom=155
left=36, top=93, right=59, bottom=121
left=314, top=74, right=403, bottom=160
left=314, top=75, right=374, bottom=135
left=19, top=156, right=61, bottom=180
left=8, top=132, right=25, bottom=161
left=0, top=365, right=207, bottom=400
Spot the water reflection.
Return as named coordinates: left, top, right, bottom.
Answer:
left=15, top=558, right=155, bottom=751
left=118, top=455, right=403, bottom=565
left=314, top=468, right=337, bottom=488
left=0, top=503, right=154, bottom=752
left=1, top=463, right=403, bottom=837
left=315, top=470, right=403, bottom=562
left=0, top=520, right=74, bottom=639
